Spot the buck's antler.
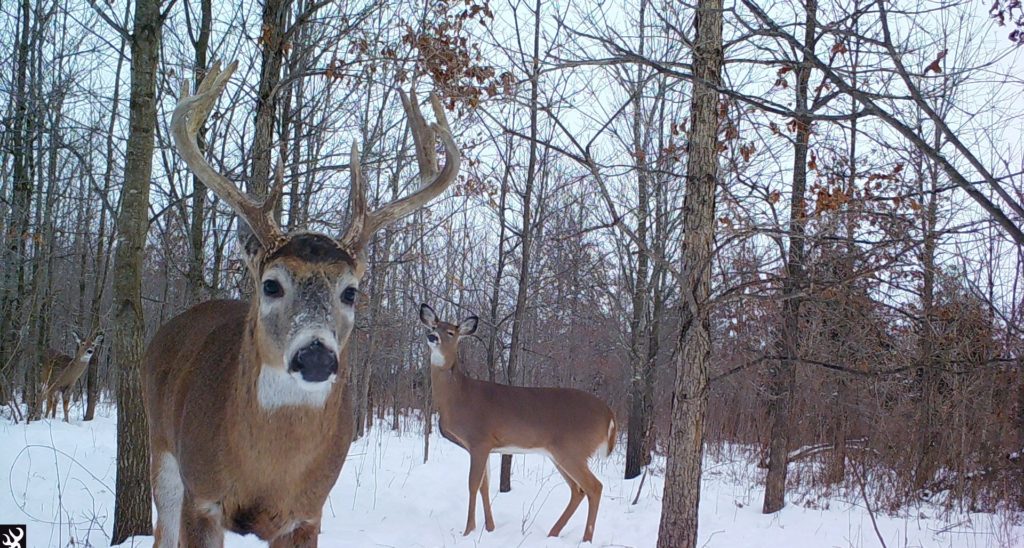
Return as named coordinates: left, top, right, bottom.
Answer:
left=171, top=60, right=284, bottom=250
left=339, top=89, right=460, bottom=252
left=2, top=527, right=24, bottom=548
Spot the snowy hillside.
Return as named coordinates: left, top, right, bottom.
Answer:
left=0, top=408, right=1020, bottom=547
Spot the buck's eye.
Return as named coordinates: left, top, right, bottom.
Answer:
left=341, top=287, right=357, bottom=305
left=263, top=279, right=284, bottom=298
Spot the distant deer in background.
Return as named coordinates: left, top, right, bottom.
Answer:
left=418, top=304, right=617, bottom=543
left=41, top=331, right=103, bottom=422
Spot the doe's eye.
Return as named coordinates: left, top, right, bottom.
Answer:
left=341, top=287, right=357, bottom=305
left=263, top=279, right=284, bottom=298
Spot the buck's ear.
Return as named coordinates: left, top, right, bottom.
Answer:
left=459, top=316, right=478, bottom=337
left=419, top=303, right=438, bottom=328
left=72, top=330, right=83, bottom=345
left=238, top=220, right=265, bottom=272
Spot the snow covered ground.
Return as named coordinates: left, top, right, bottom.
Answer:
left=1, top=406, right=1021, bottom=547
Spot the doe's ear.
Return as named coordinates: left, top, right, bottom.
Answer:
left=459, top=316, right=478, bottom=337
left=419, top=303, right=438, bottom=328
left=93, top=334, right=104, bottom=346
left=71, top=330, right=83, bottom=346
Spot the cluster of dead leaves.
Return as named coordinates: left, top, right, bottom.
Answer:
left=990, top=0, right=1024, bottom=44
left=812, top=185, right=852, bottom=215
left=259, top=23, right=292, bottom=54
left=398, top=0, right=513, bottom=111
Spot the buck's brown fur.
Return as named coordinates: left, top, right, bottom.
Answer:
left=419, top=304, right=616, bottom=542
left=144, top=298, right=353, bottom=544
left=146, top=62, right=460, bottom=548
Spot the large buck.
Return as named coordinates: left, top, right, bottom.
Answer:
left=143, top=61, right=459, bottom=547
left=41, top=331, right=103, bottom=422
left=418, top=304, right=616, bottom=542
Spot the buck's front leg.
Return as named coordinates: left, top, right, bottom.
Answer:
left=181, top=492, right=225, bottom=548
left=270, top=519, right=319, bottom=548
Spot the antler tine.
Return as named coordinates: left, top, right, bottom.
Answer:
left=340, top=90, right=461, bottom=252
left=340, top=142, right=367, bottom=250
left=427, top=92, right=450, bottom=135
left=171, top=60, right=283, bottom=249
left=398, top=87, right=437, bottom=182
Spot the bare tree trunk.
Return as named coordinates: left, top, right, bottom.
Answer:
left=625, top=0, right=653, bottom=479
left=110, top=0, right=162, bottom=540
left=251, top=0, right=292, bottom=199
left=210, top=206, right=226, bottom=294
left=30, top=77, right=66, bottom=419
left=914, top=121, right=942, bottom=489
left=85, top=46, right=126, bottom=421
left=485, top=137, right=512, bottom=383
left=1, top=0, right=34, bottom=412
left=355, top=239, right=387, bottom=439
left=763, top=0, right=816, bottom=515
left=185, top=0, right=212, bottom=304
left=418, top=212, right=433, bottom=463
left=656, top=0, right=722, bottom=544
left=828, top=47, right=862, bottom=482
left=625, top=195, right=651, bottom=477
left=500, top=0, right=542, bottom=494
left=85, top=13, right=128, bottom=420
left=354, top=115, right=407, bottom=439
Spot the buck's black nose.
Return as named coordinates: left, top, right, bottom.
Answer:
left=289, top=340, right=337, bottom=382
left=427, top=333, right=439, bottom=344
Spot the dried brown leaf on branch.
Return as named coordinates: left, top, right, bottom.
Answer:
left=740, top=143, right=756, bottom=162
left=924, top=49, right=947, bottom=73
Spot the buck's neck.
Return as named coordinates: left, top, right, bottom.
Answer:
left=236, top=312, right=265, bottom=407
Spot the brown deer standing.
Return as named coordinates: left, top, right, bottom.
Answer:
left=41, top=331, right=103, bottom=422
left=143, top=61, right=459, bottom=548
left=418, top=304, right=617, bottom=543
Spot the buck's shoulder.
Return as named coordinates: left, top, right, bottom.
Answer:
left=145, top=299, right=248, bottom=370
left=156, top=299, right=248, bottom=334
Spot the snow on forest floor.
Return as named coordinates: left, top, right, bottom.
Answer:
left=1, top=406, right=1021, bottom=547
